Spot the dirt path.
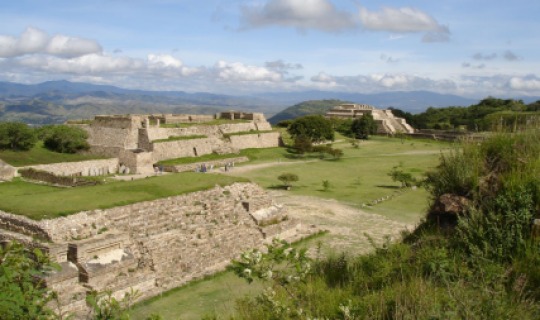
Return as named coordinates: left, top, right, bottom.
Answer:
left=270, top=191, right=415, bottom=256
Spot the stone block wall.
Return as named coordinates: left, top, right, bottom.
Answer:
left=23, top=158, right=119, bottom=177
left=151, top=137, right=224, bottom=162
left=165, top=156, right=249, bottom=173
left=218, top=123, right=258, bottom=134
left=0, top=159, right=16, bottom=181
left=0, top=183, right=301, bottom=318
left=229, top=132, right=281, bottom=149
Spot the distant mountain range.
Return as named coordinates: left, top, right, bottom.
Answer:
left=1, top=80, right=538, bottom=124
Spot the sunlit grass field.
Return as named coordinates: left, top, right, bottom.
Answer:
left=0, top=173, right=246, bottom=220
left=0, top=141, right=105, bottom=167
left=231, top=136, right=449, bottom=223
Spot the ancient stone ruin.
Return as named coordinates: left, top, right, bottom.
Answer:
left=0, top=111, right=280, bottom=182
left=326, top=103, right=415, bottom=134
left=0, top=183, right=306, bottom=318
left=75, top=111, right=280, bottom=175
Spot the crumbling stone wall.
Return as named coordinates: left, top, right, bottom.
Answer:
left=22, top=158, right=119, bottom=177
left=0, top=183, right=302, bottom=318
left=151, top=137, right=225, bottom=162
left=164, top=156, right=249, bottom=173
left=229, top=132, right=281, bottom=149
left=0, top=159, right=16, bottom=181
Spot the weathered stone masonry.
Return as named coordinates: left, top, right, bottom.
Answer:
left=0, top=183, right=302, bottom=318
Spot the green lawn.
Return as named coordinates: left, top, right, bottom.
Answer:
left=158, top=147, right=292, bottom=166
left=0, top=141, right=105, bottom=167
left=0, top=173, right=247, bottom=220
left=230, top=136, right=449, bottom=224
left=131, top=271, right=263, bottom=320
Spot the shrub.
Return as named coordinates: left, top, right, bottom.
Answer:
left=277, top=172, right=299, bottom=189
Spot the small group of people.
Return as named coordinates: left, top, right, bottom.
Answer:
left=223, top=161, right=235, bottom=172
left=195, top=163, right=214, bottom=173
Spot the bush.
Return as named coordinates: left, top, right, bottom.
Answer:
left=42, top=125, right=90, bottom=153
left=277, top=173, right=299, bottom=189
left=0, top=122, right=36, bottom=151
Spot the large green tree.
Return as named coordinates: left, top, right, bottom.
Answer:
left=0, top=122, right=37, bottom=151
left=287, top=115, right=334, bottom=143
left=351, top=114, right=377, bottom=139
left=42, top=125, right=90, bottom=153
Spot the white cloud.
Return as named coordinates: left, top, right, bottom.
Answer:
left=509, top=76, right=540, bottom=91
left=359, top=6, right=450, bottom=42
left=214, top=60, right=283, bottom=82
left=359, top=6, right=440, bottom=32
left=17, top=54, right=142, bottom=74
left=0, top=27, right=101, bottom=58
left=148, top=54, right=183, bottom=68
left=311, top=72, right=335, bottom=83
left=311, top=72, right=457, bottom=92
left=240, top=0, right=355, bottom=32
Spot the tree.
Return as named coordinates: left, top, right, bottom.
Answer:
left=351, top=114, right=377, bottom=139
left=277, top=173, right=299, bottom=189
left=287, top=115, right=334, bottom=143
left=42, top=125, right=90, bottom=153
left=388, top=164, right=416, bottom=187
left=0, top=241, right=59, bottom=319
left=293, top=135, right=312, bottom=154
left=0, top=122, right=37, bottom=151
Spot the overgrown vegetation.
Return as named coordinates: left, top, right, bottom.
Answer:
left=231, top=129, right=540, bottom=319
left=0, top=242, right=59, bottom=319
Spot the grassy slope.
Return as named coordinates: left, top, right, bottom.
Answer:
left=0, top=173, right=246, bottom=220
left=232, top=136, right=447, bottom=223
left=0, top=141, right=105, bottom=167
left=131, top=272, right=263, bottom=320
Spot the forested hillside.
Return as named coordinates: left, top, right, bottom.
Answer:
left=393, top=97, right=540, bottom=130
left=268, top=99, right=351, bottom=124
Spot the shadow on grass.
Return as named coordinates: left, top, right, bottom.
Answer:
left=376, top=185, right=401, bottom=189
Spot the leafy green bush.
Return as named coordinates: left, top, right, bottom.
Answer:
left=42, top=125, right=89, bottom=153
left=0, top=122, right=36, bottom=151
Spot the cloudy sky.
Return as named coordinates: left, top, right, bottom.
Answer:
left=0, top=0, right=538, bottom=97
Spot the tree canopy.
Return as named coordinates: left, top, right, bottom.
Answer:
left=392, top=97, right=538, bottom=131
left=287, top=115, right=334, bottom=143
left=0, top=122, right=37, bottom=151
left=351, top=114, right=377, bottom=139
left=41, top=125, right=90, bottom=153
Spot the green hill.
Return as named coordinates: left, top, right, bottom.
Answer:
left=268, top=99, right=350, bottom=124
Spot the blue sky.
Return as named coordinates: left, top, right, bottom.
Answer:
left=0, top=0, right=538, bottom=98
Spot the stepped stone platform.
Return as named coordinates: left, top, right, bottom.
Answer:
left=326, top=103, right=415, bottom=134
left=0, top=183, right=305, bottom=318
